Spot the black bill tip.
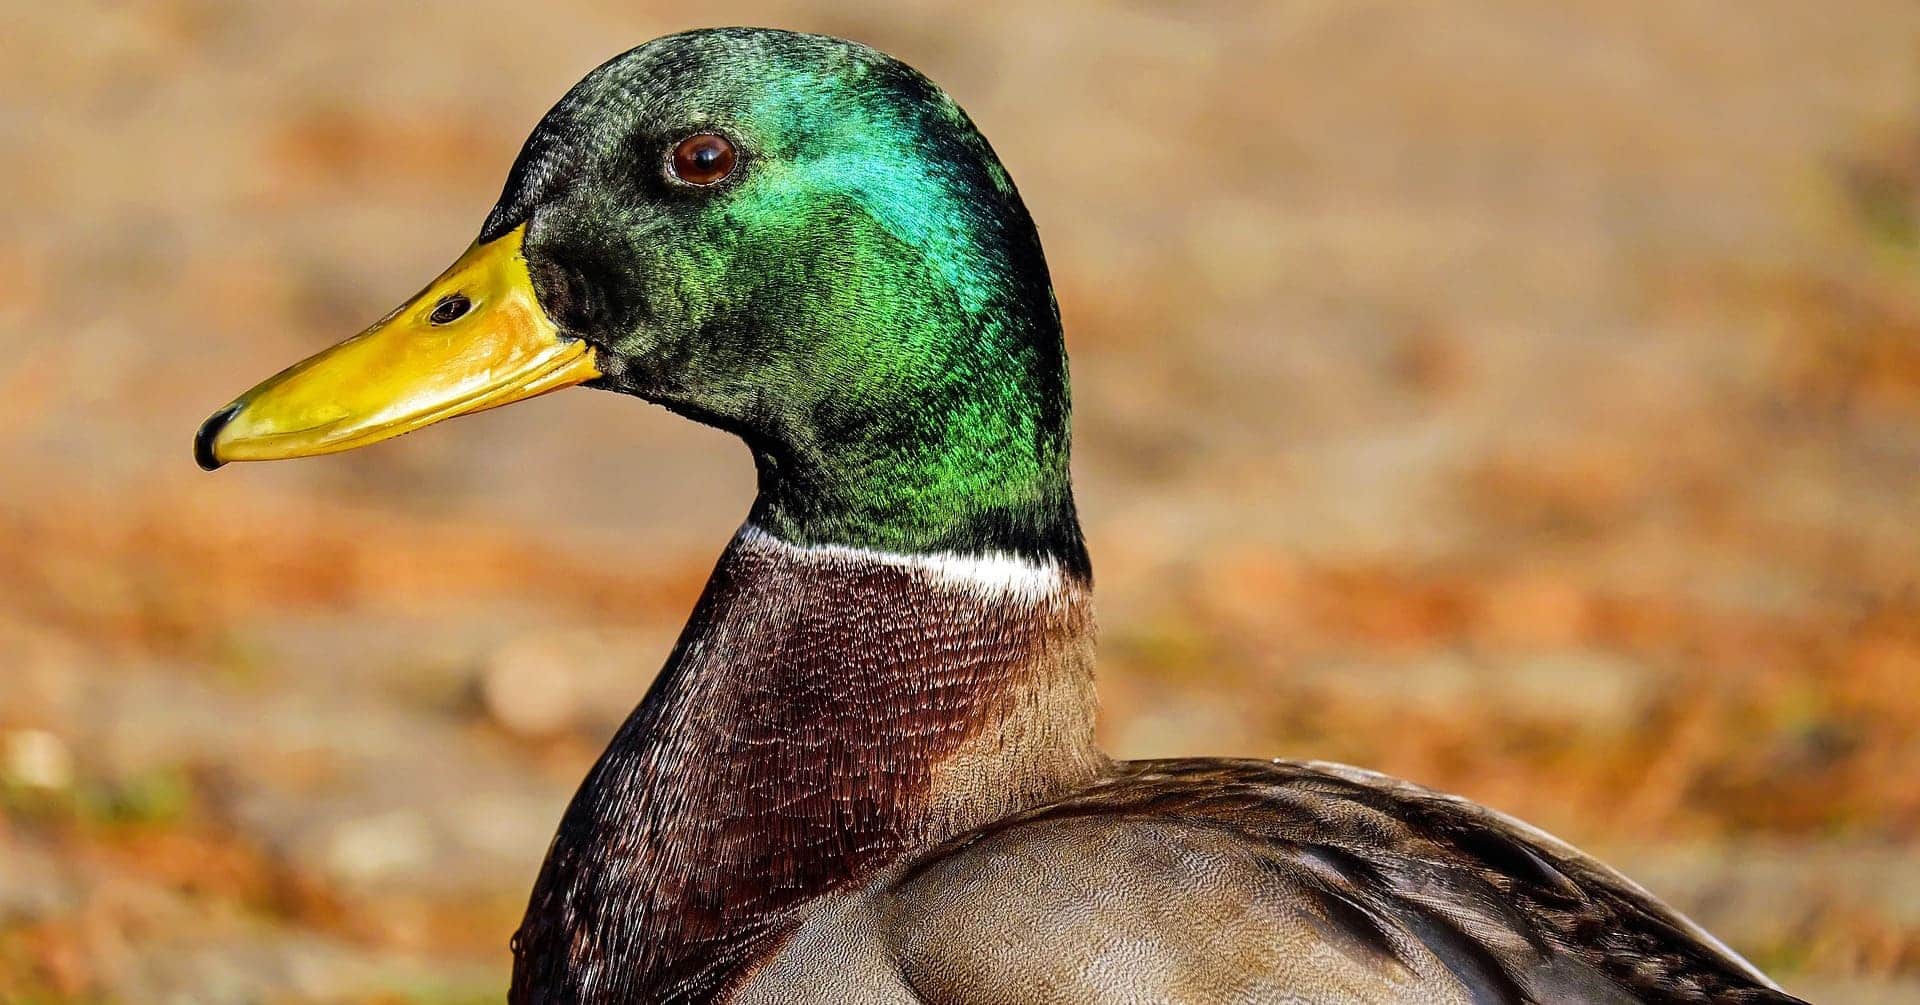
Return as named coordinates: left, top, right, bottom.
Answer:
left=194, top=403, right=240, bottom=471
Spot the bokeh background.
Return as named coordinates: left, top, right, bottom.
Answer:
left=3, top=2, right=1918, bottom=1002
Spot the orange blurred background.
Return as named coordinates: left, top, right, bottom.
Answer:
left=4, top=3, right=1918, bottom=1002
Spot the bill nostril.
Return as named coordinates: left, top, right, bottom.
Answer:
left=429, top=293, right=472, bottom=326
left=195, top=403, right=241, bottom=471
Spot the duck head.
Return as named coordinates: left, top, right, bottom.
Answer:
left=198, top=28, right=1085, bottom=573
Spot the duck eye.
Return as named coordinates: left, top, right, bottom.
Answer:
left=670, top=133, right=737, bottom=186
left=429, top=294, right=471, bottom=326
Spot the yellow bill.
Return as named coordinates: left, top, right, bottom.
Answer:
left=195, top=224, right=598, bottom=470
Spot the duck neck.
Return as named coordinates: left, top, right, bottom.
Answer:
left=510, top=524, right=1103, bottom=1003
left=741, top=392, right=1090, bottom=578
left=726, top=253, right=1089, bottom=578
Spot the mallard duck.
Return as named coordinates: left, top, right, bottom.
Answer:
left=195, top=28, right=1803, bottom=1005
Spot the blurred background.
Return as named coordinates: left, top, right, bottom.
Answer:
left=3, top=2, right=1918, bottom=1002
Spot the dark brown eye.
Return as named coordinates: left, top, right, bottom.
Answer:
left=429, top=294, right=471, bottom=325
left=670, top=133, right=737, bottom=186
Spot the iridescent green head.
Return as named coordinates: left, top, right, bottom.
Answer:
left=198, top=28, right=1086, bottom=575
